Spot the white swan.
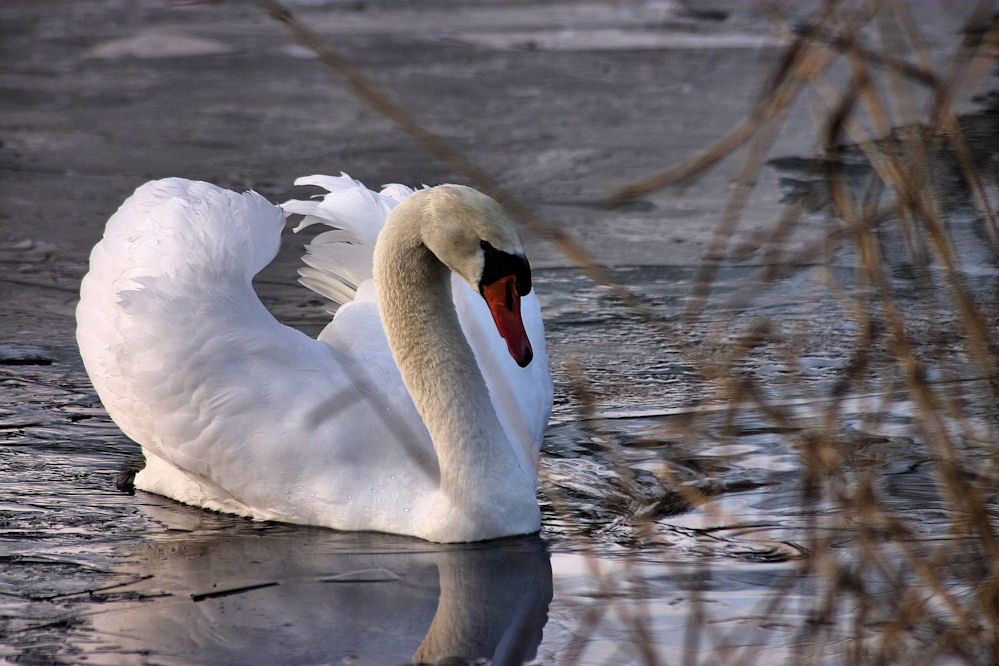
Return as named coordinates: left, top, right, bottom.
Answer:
left=76, top=174, right=552, bottom=542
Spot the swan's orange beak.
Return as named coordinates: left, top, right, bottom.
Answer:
left=482, top=274, right=533, bottom=368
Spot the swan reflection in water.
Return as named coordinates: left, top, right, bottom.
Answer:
left=86, top=501, right=553, bottom=664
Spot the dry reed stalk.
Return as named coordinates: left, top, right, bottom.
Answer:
left=262, top=0, right=999, bottom=661
left=650, top=2, right=998, bottom=661
left=260, top=0, right=696, bottom=369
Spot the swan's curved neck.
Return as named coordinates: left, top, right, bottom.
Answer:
left=373, top=211, right=518, bottom=498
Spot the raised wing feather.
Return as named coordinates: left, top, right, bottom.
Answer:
left=284, top=174, right=414, bottom=307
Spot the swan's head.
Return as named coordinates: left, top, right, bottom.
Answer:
left=417, top=185, right=534, bottom=368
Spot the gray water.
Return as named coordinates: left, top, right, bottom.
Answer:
left=2, top=258, right=993, bottom=663
left=2, top=1, right=998, bottom=664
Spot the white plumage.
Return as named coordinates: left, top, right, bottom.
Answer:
left=77, top=174, right=552, bottom=542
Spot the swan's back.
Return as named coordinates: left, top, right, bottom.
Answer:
left=78, top=180, right=284, bottom=447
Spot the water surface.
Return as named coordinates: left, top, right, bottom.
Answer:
left=2, top=1, right=997, bottom=663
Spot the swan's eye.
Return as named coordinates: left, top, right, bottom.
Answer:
left=479, top=240, right=531, bottom=296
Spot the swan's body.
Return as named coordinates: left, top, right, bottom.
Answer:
left=77, top=175, right=552, bottom=542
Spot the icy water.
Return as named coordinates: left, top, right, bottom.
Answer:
left=2, top=1, right=999, bottom=664
left=3, top=258, right=995, bottom=663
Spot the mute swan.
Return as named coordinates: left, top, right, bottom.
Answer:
left=76, top=174, right=552, bottom=543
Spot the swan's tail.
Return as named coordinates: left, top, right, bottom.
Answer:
left=281, top=173, right=416, bottom=308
